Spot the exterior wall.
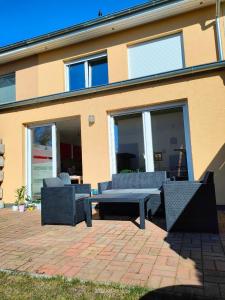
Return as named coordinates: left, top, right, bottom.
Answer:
left=0, top=3, right=224, bottom=206
left=36, top=5, right=219, bottom=98
left=0, top=71, right=224, bottom=204
left=0, top=56, right=39, bottom=101
left=0, top=5, right=220, bottom=100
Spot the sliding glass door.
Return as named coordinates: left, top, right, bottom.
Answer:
left=27, top=124, right=57, bottom=199
left=110, top=105, right=193, bottom=180
left=114, top=114, right=145, bottom=173
left=151, top=108, right=188, bottom=180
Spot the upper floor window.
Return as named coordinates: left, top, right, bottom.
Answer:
left=0, top=73, right=16, bottom=104
left=66, top=53, right=109, bottom=91
left=128, top=33, right=184, bottom=79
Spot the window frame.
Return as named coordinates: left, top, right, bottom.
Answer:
left=127, top=32, right=186, bottom=79
left=25, top=123, right=57, bottom=198
left=108, top=102, right=194, bottom=181
left=0, top=72, right=16, bottom=104
left=65, top=52, right=108, bottom=91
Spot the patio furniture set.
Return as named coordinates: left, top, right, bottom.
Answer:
left=41, top=171, right=219, bottom=233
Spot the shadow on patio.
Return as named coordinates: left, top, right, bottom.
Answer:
left=139, top=143, right=225, bottom=299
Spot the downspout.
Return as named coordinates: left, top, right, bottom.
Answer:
left=216, top=0, right=224, bottom=61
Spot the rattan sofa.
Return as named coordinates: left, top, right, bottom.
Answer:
left=98, top=171, right=167, bottom=218
left=163, top=172, right=218, bottom=233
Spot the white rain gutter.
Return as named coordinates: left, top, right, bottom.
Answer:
left=216, top=0, right=224, bottom=60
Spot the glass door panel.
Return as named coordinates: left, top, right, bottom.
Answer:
left=29, top=124, right=56, bottom=199
left=151, top=108, right=188, bottom=180
left=114, top=114, right=145, bottom=173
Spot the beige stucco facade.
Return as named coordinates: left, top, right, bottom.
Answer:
left=0, top=5, right=223, bottom=100
left=0, top=4, right=225, bottom=204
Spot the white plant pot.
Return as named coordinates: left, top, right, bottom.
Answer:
left=0, top=200, right=4, bottom=209
left=36, top=203, right=41, bottom=210
left=12, top=205, right=18, bottom=211
left=18, top=205, right=25, bottom=212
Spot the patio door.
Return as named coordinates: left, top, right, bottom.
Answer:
left=113, top=113, right=145, bottom=173
left=109, top=104, right=194, bottom=180
left=26, top=123, right=57, bottom=199
left=150, top=108, right=188, bottom=180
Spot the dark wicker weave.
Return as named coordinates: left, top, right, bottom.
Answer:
left=146, top=193, right=163, bottom=218
left=98, top=172, right=167, bottom=218
left=98, top=180, right=112, bottom=194
left=85, top=193, right=151, bottom=229
left=163, top=172, right=218, bottom=233
left=41, top=177, right=91, bottom=226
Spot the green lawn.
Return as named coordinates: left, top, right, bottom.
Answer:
left=0, top=271, right=148, bottom=300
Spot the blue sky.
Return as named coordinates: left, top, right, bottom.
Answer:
left=0, top=0, right=148, bottom=47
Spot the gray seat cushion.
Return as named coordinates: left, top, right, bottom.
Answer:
left=102, top=188, right=161, bottom=195
left=43, top=177, right=64, bottom=187
left=75, top=193, right=90, bottom=200
left=59, top=172, right=71, bottom=185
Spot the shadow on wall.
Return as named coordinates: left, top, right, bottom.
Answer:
left=0, top=55, right=38, bottom=74
left=201, top=143, right=225, bottom=205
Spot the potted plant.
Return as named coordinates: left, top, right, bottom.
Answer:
left=27, top=198, right=41, bottom=210
left=27, top=203, right=35, bottom=211
left=12, top=198, right=18, bottom=211
left=15, top=186, right=27, bottom=212
left=26, top=195, right=34, bottom=211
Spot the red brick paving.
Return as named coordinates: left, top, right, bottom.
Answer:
left=0, top=208, right=225, bottom=298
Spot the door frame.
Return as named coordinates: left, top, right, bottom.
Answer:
left=26, top=123, right=57, bottom=198
left=108, top=102, right=194, bottom=180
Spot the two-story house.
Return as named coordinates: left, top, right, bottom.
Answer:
left=0, top=0, right=224, bottom=205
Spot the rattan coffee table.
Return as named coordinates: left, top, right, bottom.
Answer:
left=85, top=193, right=151, bottom=229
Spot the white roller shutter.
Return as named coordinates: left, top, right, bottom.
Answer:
left=128, top=34, right=184, bottom=79
left=0, top=73, right=15, bottom=104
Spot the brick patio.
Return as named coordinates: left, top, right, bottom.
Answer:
left=0, top=208, right=225, bottom=299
